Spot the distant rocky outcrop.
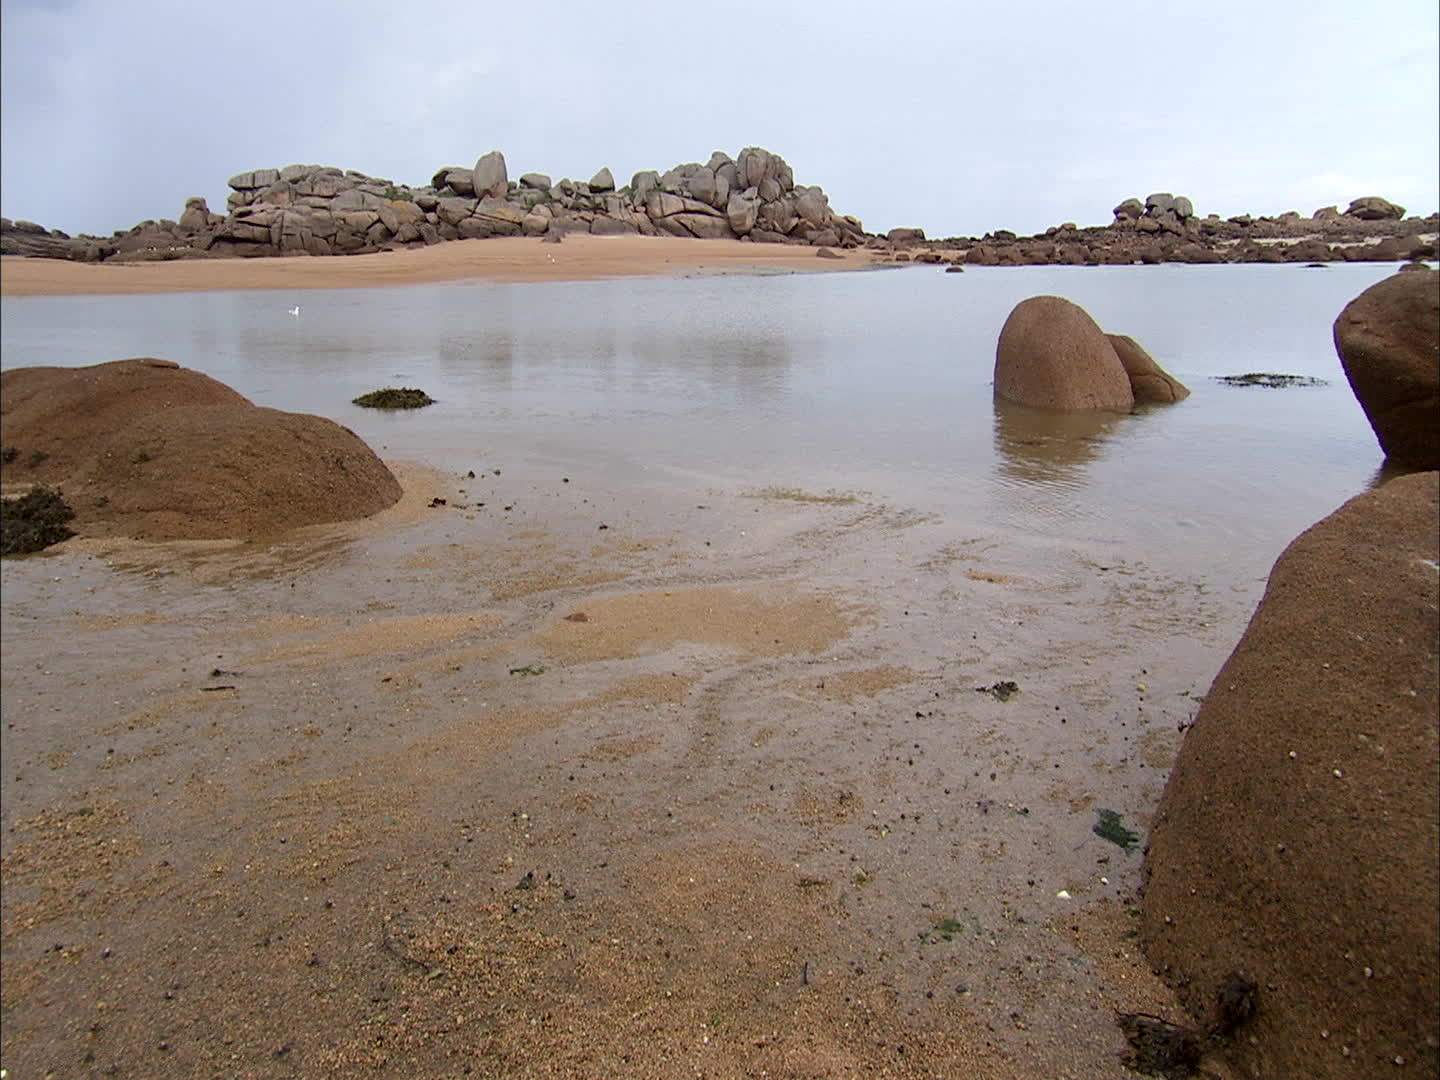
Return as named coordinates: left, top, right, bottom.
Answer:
left=1333, top=267, right=1440, bottom=468
left=1346, top=195, right=1406, bottom=220
left=0, top=148, right=864, bottom=265
left=3, top=167, right=1435, bottom=268
left=889, top=192, right=1435, bottom=269
left=994, top=296, right=1136, bottom=411
left=1141, top=469, right=1439, bottom=1080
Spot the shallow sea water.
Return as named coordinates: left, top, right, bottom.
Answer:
left=0, top=261, right=1406, bottom=583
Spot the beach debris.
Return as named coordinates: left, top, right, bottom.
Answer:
left=976, top=680, right=1020, bottom=701
left=1116, top=1012, right=1202, bottom=1077
left=1094, top=809, right=1140, bottom=852
left=508, top=664, right=546, bottom=677
left=428, top=497, right=447, bottom=507
left=1117, top=974, right=1257, bottom=1078
left=1214, top=373, right=1327, bottom=388
left=352, top=387, right=435, bottom=409
left=1, top=486, right=76, bottom=555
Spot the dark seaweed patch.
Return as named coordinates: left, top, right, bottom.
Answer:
left=1215, top=373, right=1327, bottom=388
left=1, top=486, right=76, bottom=555
left=1094, top=809, right=1140, bottom=852
left=352, top=387, right=435, bottom=409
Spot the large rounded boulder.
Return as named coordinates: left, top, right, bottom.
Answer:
left=1, top=358, right=402, bottom=541
left=994, top=296, right=1135, bottom=411
left=1141, top=471, right=1439, bottom=1080
left=1333, top=267, right=1439, bottom=468
left=0, top=358, right=251, bottom=481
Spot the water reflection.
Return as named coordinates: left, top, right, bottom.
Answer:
left=1, top=265, right=1397, bottom=582
left=991, top=395, right=1127, bottom=488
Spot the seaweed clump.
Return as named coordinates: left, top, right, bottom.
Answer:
left=352, top=387, right=435, bottom=409
left=1, top=486, right=76, bottom=555
left=1117, top=974, right=1258, bottom=1077
left=1215, top=373, right=1328, bottom=388
left=1094, top=808, right=1141, bottom=852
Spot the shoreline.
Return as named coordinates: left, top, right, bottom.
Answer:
left=0, top=234, right=868, bottom=297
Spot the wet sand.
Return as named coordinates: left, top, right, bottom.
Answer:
left=0, top=236, right=868, bottom=296
left=0, top=456, right=1257, bottom=1078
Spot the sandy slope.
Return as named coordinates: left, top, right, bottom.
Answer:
left=0, top=235, right=868, bottom=296
left=0, top=456, right=1254, bottom=1079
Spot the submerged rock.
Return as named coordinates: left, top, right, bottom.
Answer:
left=1107, top=334, right=1190, bottom=403
left=994, top=296, right=1134, bottom=411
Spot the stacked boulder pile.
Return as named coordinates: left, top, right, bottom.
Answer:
left=4, top=163, right=1435, bottom=266
left=0, top=147, right=865, bottom=263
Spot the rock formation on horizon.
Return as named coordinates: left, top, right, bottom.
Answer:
left=0, top=148, right=864, bottom=264
left=2, top=152, right=1435, bottom=268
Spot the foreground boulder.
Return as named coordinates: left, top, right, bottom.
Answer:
left=994, top=296, right=1135, bottom=410
left=0, top=358, right=400, bottom=540
left=1141, top=471, right=1439, bottom=1080
left=1333, top=267, right=1439, bottom=468
left=1, top=358, right=251, bottom=479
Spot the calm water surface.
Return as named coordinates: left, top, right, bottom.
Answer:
left=0, top=262, right=1405, bottom=583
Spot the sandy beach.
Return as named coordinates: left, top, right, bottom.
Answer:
left=0, top=235, right=870, bottom=296
left=0, top=252, right=1288, bottom=1080
left=0, top=444, right=1248, bottom=1078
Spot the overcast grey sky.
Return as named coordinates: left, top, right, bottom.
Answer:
left=2, top=0, right=1436, bottom=239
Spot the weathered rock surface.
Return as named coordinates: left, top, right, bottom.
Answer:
left=0, top=358, right=401, bottom=540
left=1347, top=195, right=1406, bottom=220
left=994, top=296, right=1135, bottom=411
left=1107, top=334, right=1190, bottom=403
left=472, top=151, right=508, bottom=200
left=2, top=146, right=870, bottom=262
left=1333, top=268, right=1440, bottom=467
left=1141, top=469, right=1439, bottom=1080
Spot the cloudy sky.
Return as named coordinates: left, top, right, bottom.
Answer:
left=2, top=0, right=1436, bottom=239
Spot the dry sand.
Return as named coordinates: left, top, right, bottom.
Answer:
left=0, top=235, right=870, bottom=296
left=0, top=449, right=1259, bottom=1078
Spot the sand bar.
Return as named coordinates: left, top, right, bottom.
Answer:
left=0, top=234, right=869, bottom=297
